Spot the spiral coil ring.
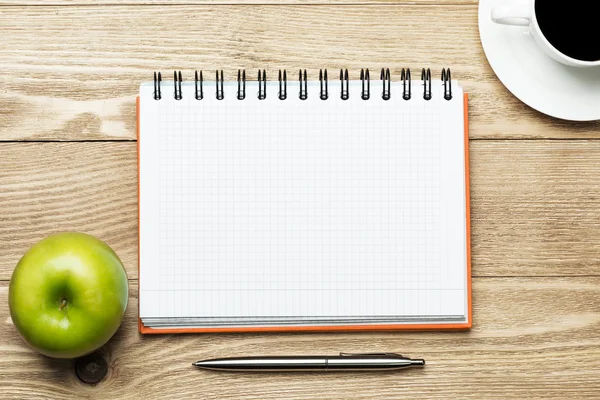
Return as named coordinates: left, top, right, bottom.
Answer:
left=360, top=68, right=370, bottom=100
left=340, top=69, right=349, bottom=100
left=441, top=68, right=452, bottom=101
left=216, top=70, right=224, bottom=100
left=319, top=69, right=328, bottom=100
left=421, top=68, right=432, bottom=101
left=237, top=70, right=246, bottom=100
left=173, top=71, right=182, bottom=101
left=299, top=69, right=308, bottom=100
left=381, top=68, right=391, bottom=101
left=257, top=70, right=267, bottom=100
left=278, top=70, right=287, bottom=100
left=401, top=68, right=411, bottom=100
left=153, top=72, right=162, bottom=100
left=194, top=70, right=203, bottom=100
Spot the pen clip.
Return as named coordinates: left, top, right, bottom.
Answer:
left=339, top=352, right=403, bottom=357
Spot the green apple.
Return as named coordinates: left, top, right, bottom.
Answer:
left=9, top=232, right=128, bottom=359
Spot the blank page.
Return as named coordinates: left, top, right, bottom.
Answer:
left=139, top=79, right=467, bottom=326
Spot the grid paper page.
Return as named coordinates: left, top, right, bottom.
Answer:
left=139, top=79, right=467, bottom=324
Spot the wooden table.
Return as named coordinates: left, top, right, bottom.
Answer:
left=2, top=0, right=600, bottom=398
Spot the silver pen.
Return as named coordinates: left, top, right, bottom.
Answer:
left=193, top=352, right=425, bottom=372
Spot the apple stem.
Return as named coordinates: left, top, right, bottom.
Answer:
left=59, top=298, right=67, bottom=310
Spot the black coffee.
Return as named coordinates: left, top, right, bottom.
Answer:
left=535, top=1, right=600, bottom=62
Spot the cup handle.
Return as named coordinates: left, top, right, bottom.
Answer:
left=491, top=3, right=531, bottom=26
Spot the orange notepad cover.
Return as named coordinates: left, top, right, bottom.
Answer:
left=136, top=94, right=472, bottom=334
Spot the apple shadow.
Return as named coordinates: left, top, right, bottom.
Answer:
left=38, top=354, right=74, bottom=382
left=76, top=316, right=132, bottom=385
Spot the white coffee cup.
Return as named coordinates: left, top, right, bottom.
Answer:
left=491, top=0, right=600, bottom=68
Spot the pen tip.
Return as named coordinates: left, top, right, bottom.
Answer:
left=411, top=359, right=425, bottom=367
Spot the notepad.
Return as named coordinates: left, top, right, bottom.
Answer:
left=137, top=69, right=471, bottom=333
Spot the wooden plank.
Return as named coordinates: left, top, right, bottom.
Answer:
left=0, top=0, right=478, bottom=5
left=0, top=142, right=138, bottom=280
left=1, top=6, right=598, bottom=141
left=1, top=140, right=600, bottom=280
left=1, top=277, right=599, bottom=398
left=471, top=139, right=600, bottom=277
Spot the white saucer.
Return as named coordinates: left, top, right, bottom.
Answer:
left=478, top=0, right=600, bottom=121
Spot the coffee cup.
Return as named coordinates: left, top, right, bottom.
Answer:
left=491, top=0, right=600, bottom=68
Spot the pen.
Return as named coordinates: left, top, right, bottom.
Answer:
left=192, top=353, right=425, bottom=372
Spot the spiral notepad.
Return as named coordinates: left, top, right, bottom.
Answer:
left=137, top=68, right=471, bottom=333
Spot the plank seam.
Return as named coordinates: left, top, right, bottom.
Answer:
left=0, top=2, right=474, bottom=6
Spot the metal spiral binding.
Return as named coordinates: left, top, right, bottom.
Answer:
left=151, top=68, right=452, bottom=101
left=173, top=71, right=183, bottom=100
left=299, top=69, right=308, bottom=100
left=401, top=68, right=411, bottom=100
left=441, top=68, right=452, bottom=100
left=278, top=70, right=287, bottom=100
left=421, top=68, right=432, bottom=101
left=258, top=70, right=267, bottom=100
left=320, top=69, right=328, bottom=100
left=237, top=70, right=246, bottom=100
left=216, top=70, right=224, bottom=100
left=340, top=69, right=349, bottom=100
left=360, top=69, right=370, bottom=100
left=153, top=72, right=162, bottom=100
left=194, top=70, right=203, bottom=100
left=381, top=68, right=391, bottom=101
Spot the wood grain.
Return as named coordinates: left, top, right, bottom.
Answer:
left=3, top=0, right=599, bottom=398
left=1, top=140, right=600, bottom=281
left=0, top=142, right=138, bottom=280
left=0, top=0, right=478, bottom=5
left=1, top=5, right=599, bottom=141
left=1, top=278, right=599, bottom=399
